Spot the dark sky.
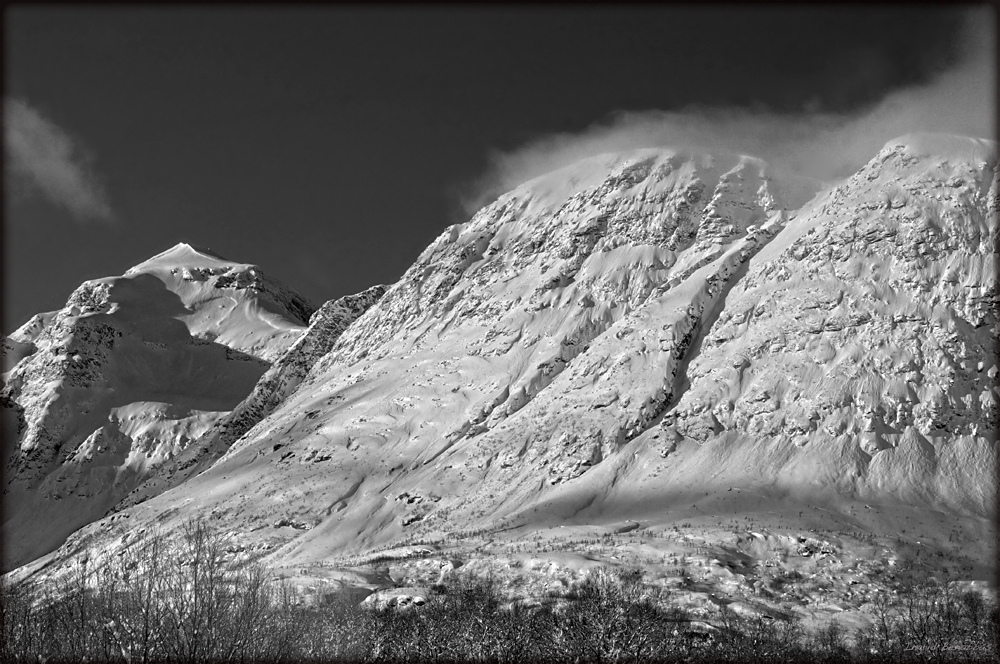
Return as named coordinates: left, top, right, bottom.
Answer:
left=2, top=5, right=976, bottom=332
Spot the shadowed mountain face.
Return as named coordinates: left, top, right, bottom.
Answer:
left=3, top=135, right=997, bottom=585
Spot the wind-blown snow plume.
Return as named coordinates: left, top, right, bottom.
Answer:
left=465, top=9, right=995, bottom=213
left=4, top=97, right=113, bottom=221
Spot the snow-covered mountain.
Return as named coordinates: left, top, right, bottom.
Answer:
left=3, top=135, right=996, bottom=590
left=1, top=244, right=319, bottom=568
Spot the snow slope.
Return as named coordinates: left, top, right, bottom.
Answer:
left=113, top=284, right=388, bottom=511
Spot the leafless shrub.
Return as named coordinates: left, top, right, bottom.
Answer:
left=855, top=575, right=998, bottom=664
left=3, top=532, right=997, bottom=663
left=1, top=518, right=304, bottom=663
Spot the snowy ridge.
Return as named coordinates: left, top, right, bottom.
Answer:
left=113, top=284, right=388, bottom=511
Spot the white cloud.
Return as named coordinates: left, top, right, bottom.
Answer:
left=464, top=9, right=995, bottom=213
left=4, top=97, right=113, bottom=221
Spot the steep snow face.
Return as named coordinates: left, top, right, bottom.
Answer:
left=312, top=148, right=819, bottom=376
left=660, top=135, right=999, bottom=512
left=1, top=243, right=316, bottom=569
left=449, top=133, right=998, bottom=528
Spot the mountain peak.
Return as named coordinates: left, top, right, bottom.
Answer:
left=881, top=132, right=997, bottom=164
left=507, top=146, right=822, bottom=224
left=125, top=242, right=237, bottom=276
